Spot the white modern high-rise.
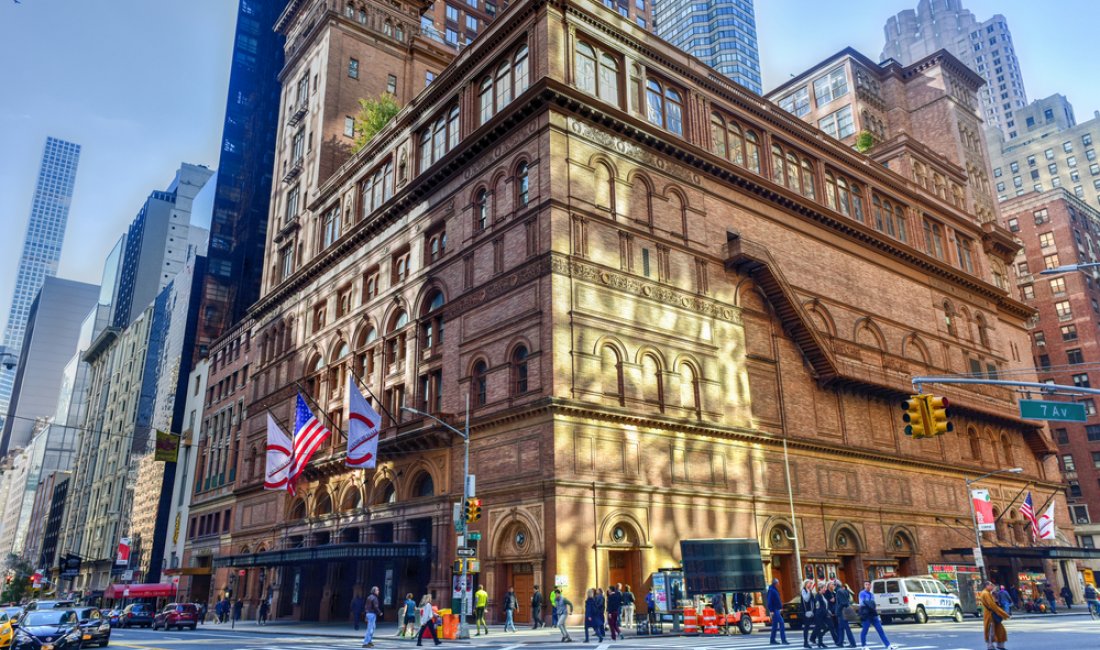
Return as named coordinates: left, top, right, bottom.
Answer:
left=881, top=0, right=1028, bottom=139
left=0, top=137, right=81, bottom=432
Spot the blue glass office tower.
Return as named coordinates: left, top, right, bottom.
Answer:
left=194, top=0, right=288, bottom=356
left=0, top=137, right=81, bottom=434
left=654, top=0, right=762, bottom=94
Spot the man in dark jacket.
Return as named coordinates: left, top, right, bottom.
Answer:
left=595, top=588, right=607, bottom=639
left=809, top=584, right=830, bottom=649
left=766, top=578, right=788, bottom=645
left=823, top=582, right=839, bottom=645
left=531, top=586, right=544, bottom=628
left=607, top=585, right=624, bottom=640
left=1060, top=584, right=1073, bottom=609
left=350, top=594, right=365, bottom=631
left=362, top=585, right=382, bottom=648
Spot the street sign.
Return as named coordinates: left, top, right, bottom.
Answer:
left=456, top=547, right=476, bottom=558
left=973, top=547, right=984, bottom=570
left=1019, top=399, right=1087, bottom=422
left=468, top=532, right=482, bottom=541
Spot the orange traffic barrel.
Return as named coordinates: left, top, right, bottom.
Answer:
left=702, top=607, right=718, bottom=634
left=683, top=607, right=699, bottom=635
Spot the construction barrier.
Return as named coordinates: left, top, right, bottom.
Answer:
left=683, top=607, right=699, bottom=635
left=701, top=607, right=718, bottom=635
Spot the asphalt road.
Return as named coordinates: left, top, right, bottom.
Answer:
left=102, top=615, right=1098, bottom=650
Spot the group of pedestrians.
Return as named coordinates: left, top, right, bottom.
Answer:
left=772, top=578, right=895, bottom=649
left=581, top=583, right=634, bottom=642
left=356, top=585, right=443, bottom=648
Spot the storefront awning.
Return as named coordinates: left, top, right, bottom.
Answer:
left=211, top=542, right=429, bottom=569
left=104, top=583, right=177, bottom=599
left=162, top=567, right=212, bottom=576
left=944, top=546, right=1100, bottom=560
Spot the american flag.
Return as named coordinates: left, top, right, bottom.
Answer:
left=1020, top=492, right=1039, bottom=539
left=288, top=393, right=332, bottom=492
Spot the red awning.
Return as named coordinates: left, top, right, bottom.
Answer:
left=104, top=583, right=177, bottom=599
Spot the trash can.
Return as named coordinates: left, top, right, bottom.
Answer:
left=440, top=613, right=459, bottom=639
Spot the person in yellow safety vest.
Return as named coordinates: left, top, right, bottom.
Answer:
left=475, top=585, right=489, bottom=635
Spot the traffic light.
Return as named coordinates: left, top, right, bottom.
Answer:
left=927, top=395, right=953, bottom=437
left=902, top=395, right=928, bottom=439
left=465, top=497, right=482, bottom=523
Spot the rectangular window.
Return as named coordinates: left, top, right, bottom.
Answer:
left=1068, top=348, right=1084, bottom=364
left=348, top=58, right=359, bottom=79
left=1038, top=231, right=1055, bottom=248
left=426, top=71, right=436, bottom=86
left=1063, top=454, right=1077, bottom=472
left=1062, top=324, right=1078, bottom=341
left=1065, top=141, right=1074, bottom=153
left=955, top=234, right=975, bottom=273
left=1089, top=425, right=1100, bottom=442
left=1055, top=300, right=1073, bottom=319
left=445, top=28, right=458, bottom=44
left=445, top=4, right=458, bottom=21
left=1055, top=428, right=1070, bottom=445
left=386, top=74, right=397, bottom=95
left=922, top=218, right=945, bottom=259
left=1038, top=354, right=1051, bottom=370
left=465, top=15, right=477, bottom=31
left=344, top=116, right=355, bottom=137
left=1046, top=148, right=1055, bottom=160
left=1073, top=372, right=1091, bottom=388
left=779, top=86, right=810, bottom=118
left=1069, top=155, right=1078, bottom=167
left=818, top=105, right=855, bottom=139
left=1085, top=133, right=1094, bottom=146
left=812, top=66, right=848, bottom=106
left=1020, top=284, right=1034, bottom=300
left=1072, top=504, right=1091, bottom=525
left=1069, top=481, right=1082, bottom=498
left=1049, top=276, right=1066, bottom=295
left=635, top=16, right=646, bottom=27
left=1006, top=217, right=1019, bottom=232
left=641, top=248, right=651, bottom=278
left=285, top=185, right=300, bottom=222
left=1043, top=253, right=1060, bottom=270
left=1085, top=399, right=1098, bottom=416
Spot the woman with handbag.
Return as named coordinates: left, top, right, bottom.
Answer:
left=978, top=582, right=1009, bottom=650
left=800, top=579, right=815, bottom=649
left=833, top=581, right=856, bottom=647
left=415, top=594, right=442, bottom=647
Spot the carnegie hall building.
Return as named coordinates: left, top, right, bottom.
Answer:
left=187, top=0, right=1082, bottom=622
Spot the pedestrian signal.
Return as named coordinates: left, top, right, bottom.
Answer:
left=465, top=497, right=482, bottom=523
left=902, top=395, right=927, bottom=438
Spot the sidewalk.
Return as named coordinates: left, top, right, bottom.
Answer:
left=203, top=619, right=577, bottom=642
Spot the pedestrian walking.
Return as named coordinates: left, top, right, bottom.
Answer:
left=555, top=591, right=574, bottom=642
left=503, top=586, right=518, bottom=632
left=595, top=587, right=606, bottom=639
left=215, top=598, right=226, bottom=624
left=351, top=594, right=365, bottom=631
left=800, top=580, right=814, bottom=649
left=258, top=599, right=269, bottom=625
left=231, top=600, right=243, bottom=628
left=621, top=585, right=635, bottom=630
left=531, top=586, right=544, bottom=628
left=1044, top=585, right=1057, bottom=614
left=1084, top=583, right=1098, bottom=616
left=833, top=581, right=855, bottom=647
left=198, top=602, right=207, bottom=626
left=857, top=581, right=894, bottom=649
left=978, top=582, right=1009, bottom=650
left=415, top=594, right=442, bottom=647
left=997, top=585, right=1014, bottom=614
left=474, top=584, right=489, bottom=635
left=824, top=582, right=840, bottom=646
left=399, top=593, right=417, bottom=637
left=809, top=584, right=829, bottom=649
left=361, top=585, right=382, bottom=648
left=584, top=589, right=603, bottom=643
left=645, top=590, right=656, bottom=625
left=606, top=584, right=623, bottom=640
left=550, top=587, right=559, bottom=627
left=1060, top=584, right=1073, bottom=610
left=766, top=578, right=788, bottom=646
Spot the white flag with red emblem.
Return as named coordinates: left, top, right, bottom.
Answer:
left=264, top=413, right=293, bottom=491
left=1038, top=501, right=1057, bottom=540
left=346, top=376, right=381, bottom=468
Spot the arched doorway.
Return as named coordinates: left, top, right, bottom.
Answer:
left=831, top=524, right=864, bottom=587
left=888, top=528, right=918, bottom=577
left=764, top=521, right=798, bottom=597
left=603, top=521, right=644, bottom=601
left=493, top=513, right=544, bottom=626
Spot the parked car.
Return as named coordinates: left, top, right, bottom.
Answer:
left=779, top=596, right=805, bottom=630
left=23, top=602, right=74, bottom=612
left=0, top=613, right=14, bottom=650
left=103, top=610, right=122, bottom=628
left=119, top=604, right=155, bottom=628
left=75, top=607, right=110, bottom=647
left=871, top=576, right=963, bottom=624
left=11, top=609, right=83, bottom=650
left=1, top=607, right=23, bottom=622
left=151, top=604, right=197, bottom=631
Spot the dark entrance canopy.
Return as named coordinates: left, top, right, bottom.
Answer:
left=943, top=546, right=1100, bottom=561
left=211, top=542, right=429, bottom=568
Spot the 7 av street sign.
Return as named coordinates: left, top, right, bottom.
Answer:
left=1019, top=399, right=1087, bottom=422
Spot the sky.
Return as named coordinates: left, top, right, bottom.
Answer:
left=0, top=0, right=1098, bottom=319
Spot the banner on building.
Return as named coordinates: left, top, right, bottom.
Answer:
left=1038, top=501, right=1056, bottom=540
left=972, top=489, right=995, bottom=531
left=116, top=538, right=132, bottom=566
left=154, top=430, right=179, bottom=462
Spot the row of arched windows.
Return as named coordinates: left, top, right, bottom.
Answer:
left=470, top=344, right=532, bottom=407
left=479, top=45, right=530, bottom=126
left=472, top=160, right=531, bottom=232
left=599, top=344, right=702, bottom=418
left=710, top=113, right=762, bottom=174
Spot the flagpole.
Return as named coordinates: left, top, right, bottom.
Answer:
left=265, top=409, right=293, bottom=435
left=294, top=380, right=346, bottom=439
left=347, top=367, right=401, bottom=429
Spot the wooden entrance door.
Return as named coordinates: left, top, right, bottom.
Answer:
left=771, top=554, right=796, bottom=600
left=507, top=565, right=534, bottom=624
left=608, top=550, right=642, bottom=593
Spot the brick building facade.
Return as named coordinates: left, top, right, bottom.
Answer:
left=1001, top=188, right=1100, bottom=551
left=182, top=0, right=1083, bottom=623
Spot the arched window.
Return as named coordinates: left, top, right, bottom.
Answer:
left=641, top=353, right=664, bottom=411
left=745, top=130, right=760, bottom=173
left=771, top=143, right=815, bottom=197
left=871, top=193, right=906, bottom=241
left=472, top=360, right=489, bottom=406
left=575, top=42, right=597, bottom=96
left=1001, top=434, right=1015, bottom=466
left=943, top=300, right=957, bottom=337
left=479, top=76, right=493, bottom=125
left=801, top=158, right=816, bottom=200
left=598, top=53, right=619, bottom=105
left=517, top=162, right=530, bottom=207
left=825, top=172, right=837, bottom=210
left=414, top=472, right=435, bottom=497
left=850, top=182, right=865, bottom=222
left=514, top=45, right=530, bottom=95
left=976, top=314, right=990, bottom=348
left=448, top=106, right=460, bottom=150
left=495, top=61, right=512, bottom=112
left=419, top=129, right=431, bottom=172
left=710, top=113, right=726, bottom=158
left=600, top=345, right=623, bottom=405
left=680, top=362, right=700, bottom=417
left=512, top=346, right=529, bottom=394
left=381, top=482, right=396, bottom=504
left=421, top=290, right=445, bottom=351
left=475, top=188, right=490, bottom=231
left=383, top=20, right=393, bottom=36
left=358, top=9, right=367, bottom=24
left=645, top=79, right=684, bottom=136
left=345, top=3, right=355, bottom=18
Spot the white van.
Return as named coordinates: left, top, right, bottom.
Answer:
left=870, top=575, right=963, bottom=624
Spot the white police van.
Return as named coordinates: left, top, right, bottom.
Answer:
left=870, top=575, right=964, bottom=624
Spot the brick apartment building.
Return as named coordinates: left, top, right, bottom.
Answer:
left=1002, top=188, right=1100, bottom=550
left=177, top=0, right=1088, bottom=623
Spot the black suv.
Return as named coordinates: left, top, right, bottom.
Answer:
left=120, top=604, right=154, bottom=628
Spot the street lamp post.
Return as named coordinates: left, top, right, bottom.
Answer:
left=402, top=393, right=471, bottom=640
left=965, top=467, right=1023, bottom=583
left=1039, top=262, right=1100, bottom=276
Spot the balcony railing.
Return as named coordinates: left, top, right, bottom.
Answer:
left=287, top=104, right=308, bottom=127
left=283, top=159, right=304, bottom=183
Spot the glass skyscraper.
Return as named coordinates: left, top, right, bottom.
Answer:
left=654, top=0, right=762, bottom=94
left=0, top=137, right=81, bottom=432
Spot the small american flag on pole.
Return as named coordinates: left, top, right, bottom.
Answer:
left=1020, top=492, right=1039, bottom=539
left=288, top=393, right=332, bottom=493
